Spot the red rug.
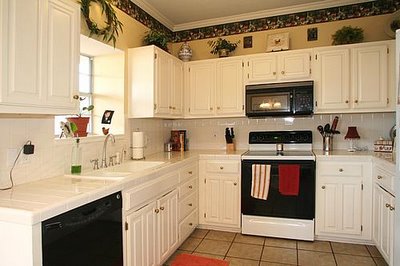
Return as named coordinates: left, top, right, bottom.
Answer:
left=171, top=253, right=229, bottom=266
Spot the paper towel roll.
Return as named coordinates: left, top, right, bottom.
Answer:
left=132, top=131, right=145, bottom=147
left=131, top=148, right=144, bottom=160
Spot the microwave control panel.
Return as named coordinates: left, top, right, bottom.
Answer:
left=293, top=91, right=313, bottom=114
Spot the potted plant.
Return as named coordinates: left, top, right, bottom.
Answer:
left=66, top=103, right=94, bottom=137
left=332, top=26, right=364, bottom=45
left=208, top=38, right=240, bottom=57
left=143, top=30, right=170, bottom=52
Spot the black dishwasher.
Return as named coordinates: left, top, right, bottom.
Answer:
left=42, top=191, right=123, bottom=266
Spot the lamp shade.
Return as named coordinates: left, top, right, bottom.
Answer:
left=344, top=126, right=360, bottom=139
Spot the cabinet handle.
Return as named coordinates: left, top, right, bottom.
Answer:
left=220, top=166, right=224, bottom=170
left=160, top=206, right=165, bottom=211
left=389, top=206, right=395, bottom=211
left=189, top=223, right=193, bottom=226
left=188, top=203, right=193, bottom=206
left=345, top=100, right=349, bottom=103
left=155, top=209, right=160, bottom=213
left=188, top=171, right=193, bottom=174
left=189, top=185, right=193, bottom=189
left=322, top=186, right=326, bottom=189
left=385, top=203, right=390, bottom=208
left=354, top=100, right=358, bottom=104
left=339, top=168, right=343, bottom=172
left=234, top=182, right=237, bottom=186
left=377, top=175, right=383, bottom=179
left=281, top=71, right=285, bottom=74
left=73, top=95, right=79, bottom=100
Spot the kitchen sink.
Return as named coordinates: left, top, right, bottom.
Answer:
left=67, top=161, right=167, bottom=180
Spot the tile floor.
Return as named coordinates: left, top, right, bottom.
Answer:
left=165, top=229, right=388, bottom=266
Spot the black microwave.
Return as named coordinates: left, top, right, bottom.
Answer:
left=245, top=81, right=314, bottom=117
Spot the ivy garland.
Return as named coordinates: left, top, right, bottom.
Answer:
left=80, top=0, right=123, bottom=47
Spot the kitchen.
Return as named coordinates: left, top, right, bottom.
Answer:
left=0, top=0, right=398, bottom=265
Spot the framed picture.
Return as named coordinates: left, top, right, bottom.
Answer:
left=101, top=110, right=114, bottom=124
left=266, top=33, right=289, bottom=52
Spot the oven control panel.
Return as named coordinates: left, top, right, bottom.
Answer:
left=249, top=130, right=312, bottom=144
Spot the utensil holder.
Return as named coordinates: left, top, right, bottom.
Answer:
left=323, top=136, right=333, bottom=151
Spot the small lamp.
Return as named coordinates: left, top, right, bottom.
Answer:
left=344, top=126, right=360, bottom=152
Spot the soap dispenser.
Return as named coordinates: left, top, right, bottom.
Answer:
left=71, top=138, right=82, bottom=174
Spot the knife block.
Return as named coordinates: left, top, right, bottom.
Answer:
left=226, top=143, right=236, bottom=153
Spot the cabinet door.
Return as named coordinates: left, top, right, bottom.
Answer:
left=187, top=62, right=216, bottom=116
left=220, top=178, right=240, bottom=227
left=126, top=202, right=157, bottom=266
left=216, top=58, right=244, bottom=116
left=245, top=54, right=277, bottom=84
left=45, top=0, right=79, bottom=110
left=1, top=0, right=43, bottom=105
left=352, top=45, right=388, bottom=109
left=316, top=176, right=362, bottom=236
left=171, top=58, right=183, bottom=116
left=313, top=48, right=350, bottom=111
left=157, top=189, right=179, bottom=264
left=154, top=51, right=171, bottom=115
left=278, top=51, right=311, bottom=81
left=203, top=176, right=221, bottom=224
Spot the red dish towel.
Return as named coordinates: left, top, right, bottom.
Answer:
left=251, top=164, right=271, bottom=200
left=278, top=164, right=300, bottom=196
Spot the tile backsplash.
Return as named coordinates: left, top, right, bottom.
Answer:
left=170, top=113, right=396, bottom=151
left=0, top=112, right=395, bottom=187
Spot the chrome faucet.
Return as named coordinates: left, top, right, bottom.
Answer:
left=101, top=134, right=115, bottom=168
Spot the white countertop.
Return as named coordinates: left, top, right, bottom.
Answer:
left=313, top=149, right=396, bottom=166
left=0, top=149, right=246, bottom=225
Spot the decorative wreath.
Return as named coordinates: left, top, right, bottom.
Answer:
left=80, top=0, right=123, bottom=47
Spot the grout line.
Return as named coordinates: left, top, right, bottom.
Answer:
left=330, top=242, right=338, bottom=266
left=223, top=233, right=236, bottom=260
left=296, top=240, right=299, bottom=265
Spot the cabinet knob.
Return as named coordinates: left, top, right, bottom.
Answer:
left=354, top=100, right=358, bottom=104
left=345, top=100, right=349, bottom=103
left=234, top=182, right=237, bottom=186
left=273, top=72, right=276, bottom=75
left=188, top=171, right=193, bottom=174
left=322, top=186, right=326, bottom=189
left=169, top=106, right=172, bottom=109
left=377, top=175, right=383, bottom=179
left=160, top=206, right=165, bottom=211
left=188, top=203, right=193, bottom=207
left=339, top=168, right=343, bottom=172
left=189, top=223, right=193, bottom=226
left=217, top=107, right=220, bottom=110
left=210, top=107, right=213, bottom=111
left=220, top=166, right=224, bottom=170
left=281, top=71, right=285, bottom=74
left=389, top=206, right=395, bottom=211
left=188, top=185, right=193, bottom=189
left=155, top=209, right=160, bottom=213
left=385, top=203, right=391, bottom=208
left=73, top=95, right=79, bottom=100
left=172, top=107, right=176, bottom=110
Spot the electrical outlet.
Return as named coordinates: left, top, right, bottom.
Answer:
left=19, top=154, right=32, bottom=165
left=7, top=148, right=32, bottom=166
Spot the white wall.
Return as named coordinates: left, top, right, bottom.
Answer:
left=170, top=113, right=396, bottom=151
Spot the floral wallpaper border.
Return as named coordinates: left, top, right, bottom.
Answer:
left=114, top=0, right=400, bottom=43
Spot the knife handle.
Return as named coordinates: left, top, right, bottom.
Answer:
left=331, top=116, right=339, bottom=131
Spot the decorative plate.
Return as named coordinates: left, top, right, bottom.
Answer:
left=267, top=33, right=289, bottom=52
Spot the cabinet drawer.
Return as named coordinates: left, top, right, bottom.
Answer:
left=180, top=163, right=198, bottom=183
left=375, top=167, right=394, bottom=193
left=179, top=209, right=198, bottom=242
left=206, top=161, right=240, bottom=174
left=124, top=172, right=179, bottom=211
left=318, top=163, right=362, bottom=177
left=179, top=177, right=197, bottom=198
left=179, top=191, right=197, bottom=220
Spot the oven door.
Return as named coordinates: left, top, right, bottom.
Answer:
left=241, top=159, right=315, bottom=220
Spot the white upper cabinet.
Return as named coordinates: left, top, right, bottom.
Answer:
left=128, top=45, right=184, bottom=118
left=185, top=57, right=244, bottom=118
left=313, top=41, right=394, bottom=113
left=0, top=0, right=80, bottom=114
left=244, top=50, right=311, bottom=84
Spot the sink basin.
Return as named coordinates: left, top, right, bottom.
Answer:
left=67, top=161, right=167, bottom=180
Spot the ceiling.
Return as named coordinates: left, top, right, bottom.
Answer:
left=132, top=0, right=372, bottom=31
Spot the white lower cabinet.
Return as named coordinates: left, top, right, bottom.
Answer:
left=199, top=158, right=240, bottom=229
left=372, top=162, right=395, bottom=265
left=316, top=158, right=372, bottom=241
left=125, top=189, right=178, bottom=266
